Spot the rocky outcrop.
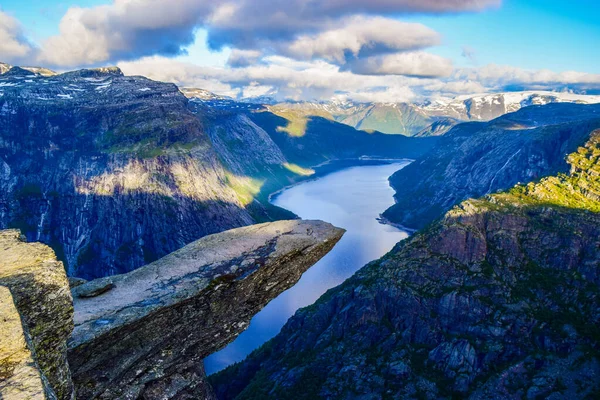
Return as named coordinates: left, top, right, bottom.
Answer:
left=0, top=286, right=48, bottom=399
left=0, top=230, right=74, bottom=399
left=383, top=103, right=600, bottom=229
left=211, top=134, right=600, bottom=399
left=67, top=220, right=344, bottom=399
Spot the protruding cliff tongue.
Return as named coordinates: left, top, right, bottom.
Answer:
left=68, top=220, right=344, bottom=400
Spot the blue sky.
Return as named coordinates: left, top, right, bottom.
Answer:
left=415, top=0, right=600, bottom=73
left=1, top=0, right=599, bottom=101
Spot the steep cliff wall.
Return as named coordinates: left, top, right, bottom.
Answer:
left=0, top=67, right=256, bottom=279
left=0, top=230, right=74, bottom=400
left=383, top=103, right=600, bottom=229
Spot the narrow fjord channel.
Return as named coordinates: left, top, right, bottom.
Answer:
left=204, top=161, right=412, bottom=374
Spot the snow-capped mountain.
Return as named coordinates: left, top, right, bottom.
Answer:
left=0, top=63, right=56, bottom=77
left=179, top=87, right=600, bottom=136
left=423, top=91, right=600, bottom=121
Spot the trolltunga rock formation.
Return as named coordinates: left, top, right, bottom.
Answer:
left=67, top=219, right=344, bottom=399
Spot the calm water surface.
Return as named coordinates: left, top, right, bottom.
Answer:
left=204, top=161, right=411, bottom=374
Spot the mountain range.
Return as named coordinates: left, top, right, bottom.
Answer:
left=3, top=61, right=600, bottom=399
left=0, top=64, right=434, bottom=279
left=184, top=87, right=600, bottom=136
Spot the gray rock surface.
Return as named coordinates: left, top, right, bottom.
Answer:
left=0, top=230, right=74, bottom=400
left=0, top=286, right=48, bottom=400
left=0, top=66, right=258, bottom=279
left=67, top=220, right=344, bottom=399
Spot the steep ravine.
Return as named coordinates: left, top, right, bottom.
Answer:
left=211, top=132, right=600, bottom=399
left=0, top=65, right=436, bottom=280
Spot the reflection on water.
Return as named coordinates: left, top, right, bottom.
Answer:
left=204, top=161, right=411, bottom=374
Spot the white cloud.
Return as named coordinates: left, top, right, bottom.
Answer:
left=118, top=55, right=425, bottom=102
left=0, top=11, right=36, bottom=63
left=346, top=52, right=454, bottom=77
left=30, top=0, right=498, bottom=75
left=453, top=64, right=600, bottom=91
left=119, top=56, right=600, bottom=103
left=284, top=17, right=440, bottom=63
left=39, top=0, right=213, bottom=67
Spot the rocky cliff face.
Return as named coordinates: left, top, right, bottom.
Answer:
left=383, top=103, right=600, bottom=229
left=67, top=220, right=344, bottom=399
left=0, top=230, right=74, bottom=400
left=0, top=66, right=259, bottom=279
left=211, top=133, right=600, bottom=399
left=0, top=65, right=440, bottom=280
left=0, top=286, right=50, bottom=400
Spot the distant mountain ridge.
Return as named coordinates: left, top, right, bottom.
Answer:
left=181, top=87, right=600, bottom=136
left=383, top=102, right=600, bottom=229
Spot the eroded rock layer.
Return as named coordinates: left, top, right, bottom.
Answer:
left=0, top=230, right=74, bottom=400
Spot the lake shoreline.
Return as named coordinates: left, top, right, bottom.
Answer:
left=267, top=157, right=414, bottom=204
left=205, top=161, right=413, bottom=375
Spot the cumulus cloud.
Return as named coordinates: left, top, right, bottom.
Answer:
left=119, top=55, right=600, bottom=103
left=118, top=55, right=426, bottom=102
left=39, top=0, right=213, bottom=67
left=284, top=17, right=440, bottom=63
left=423, top=80, right=487, bottom=96
left=206, top=0, right=500, bottom=49
left=0, top=11, right=36, bottom=64
left=454, top=64, right=600, bottom=92
left=345, top=52, right=454, bottom=77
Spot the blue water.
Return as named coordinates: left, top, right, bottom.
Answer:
left=204, top=161, right=411, bottom=374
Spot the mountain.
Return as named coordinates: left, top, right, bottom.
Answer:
left=0, top=66, right=436, bottom=279
left=231, top=92, right=600, bottom=137
left=0, top=62, right=11, bottom=74
left=247, top=109, right=438, bottom=167
left=267, top=101, right=437, bottom=136
left=383, top=103, right=600, bottom=230
left=211, top=130, right=600, bottom=399
left=0, top=66, right=261, bottom=279
left=422, top=91, right=600, bottom=121
left=0, top=62, right=56, bottom=76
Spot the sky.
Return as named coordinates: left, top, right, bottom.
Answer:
left=1, top=0, right=599, bottom=102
